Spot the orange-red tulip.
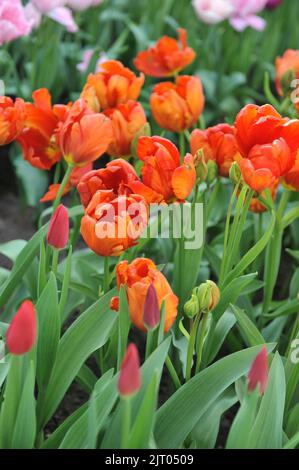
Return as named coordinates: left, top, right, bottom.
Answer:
left=150, top=75, right=204, bottom=133
left=118, top=343, right=141, bottom=397
left=77, top=159, right=140, bottom=208
left=80, top=193, right=148, bottom=257
left=47, top=204, right=69, bottom=249
left=57, top=98, right=113, bottom=166
left=40, top=163, right=93, bottom=203
left=249, top=184, right=278, bottom=213
left=81, top=60, right=144, bottom=112
left=283, top=150, right=299, bottom=191
left=235, top=104, right=299, bottom=191
left=104, top=100, right=147, bottom=157
left=248, top=346, right=269, bottom=395
left=134, top=28, right=196, bottom=78
left=17, top=89, right=68, bottom=170
left=6, top=300, right=37, bottom=355
left=110, top=258, right=178, bottom=332
left=190, top=124, right=241, bottom=177
left=130, top=136, right=196, bottom=203
left=275, top=49, right=299, bottom=96
left=0, top=96, right=25, bottom=145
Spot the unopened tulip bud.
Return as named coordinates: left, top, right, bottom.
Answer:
left=281, top=69, right=296, bottom=97
left=206, top=160, right=218, bottom=184
left=229, top=161, right=242, bottom=185
left=47, top=204, right=69, bottom=249
left=143, top=284, right=160, bottom=330
left=194, top=149, right=208, bottom=182
left=248, top=346, right=269, bottom=395
left=6, top=300, right=37, bottom=355
left=118, top=343, right=141, bottom=397
left=196, top=280, right=220, bottom=312
left=184, top=291, right=200, bottom=318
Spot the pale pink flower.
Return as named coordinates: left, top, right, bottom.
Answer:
left=192, top=0, right=234, bottom=24
left=77, top=49, right=108, bottom=73
left=67, top=0, right=102, bottom=11
left=26, top=1, right=78, bottom=33
left=0, top=0, right=32, bottom=45
left=31, top=0, right=65, bottom=14
left=230, top=0, right=268, bottom=31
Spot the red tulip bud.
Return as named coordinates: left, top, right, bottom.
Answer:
left=118, top=343, right=141, bottom=397
left=143, top=283, right=160, bottom=330
left=248, top=346, right=269, bottom=395
left=47, top=204, right=69, bottom=249
left=6, top=300, right=37, bottom=355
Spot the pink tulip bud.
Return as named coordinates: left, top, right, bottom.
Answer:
left=248, top=346, right=269, bottom=395
left=6, top=300, right=37, bottom=355
left=47, top=204, right=69, bottom=249
left=143, top=283, right=160, bottom=330
left=118, top=343, right=141, bottom=397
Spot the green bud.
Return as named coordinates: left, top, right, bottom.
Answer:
left=196, top=280, right=220, bottom=313
left=194, top=149, right=208, bottom=183
left=229, top=161, right=242, bottom=185
left=184, top=292, right=200, bottom=318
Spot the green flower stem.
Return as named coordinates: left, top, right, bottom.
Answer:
left=219, top=181, right=241, bottom=285
left=195, top=311, right=209, bottom=374
left=179, top=132, right=185, bottom=163
left=121, top=397, right=131, bottom=449
left=103, top=257, right=110, bottom=293
left=145, top=329, right=155, bottom=360
left=52, top=164, right=74, bottom=211
left=185, top=315, right=200, bottom=381
left=262, top=190, right=290, bottom=316
left=51, top=248, right=59, bottom=276
left=165, top=355, right=182, bottom=390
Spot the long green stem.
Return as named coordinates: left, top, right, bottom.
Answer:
left=262, top=191, right=290, bottom=315
left=219, top=181, right=240, bottom=284
left=185, top=315, right=200, bottom=381
left=195, top=311, right=209, bottom=374
left=121, top=398, right=131, bottom=449
left=103, top=257, right=110, bottom=293
left=52, top=164, right=73, bottom=211
left=51, top=248, right=59, bottom=276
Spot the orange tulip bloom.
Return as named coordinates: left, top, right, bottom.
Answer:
left=283, top=150, right=299, bottom=191
left=80, top=193, right=148, bottom=257
left=104, top=101, right=147, bottom=157
left=0, top=96, right=25, bottom=146
left=17, top=89, right=68, bottom=170
left=110, top=258, right=178, bottom=332
left=40, top=163, right=93, bottom=203
left=81, top=60, right=144, bottom=112
left=134, top=28, right=196, bottom=78
left=130, top=136, right=196, bottom=203
left=58, top=99, right=113, bottom=166
left=275, top=49, right=299, bottom=96
left=190, top=124, right=241, bottom=177
left=150, top=75, right=204, bottom=133
left=235, top=104, right=299, bottom=191
left=77, top=158, right=139, bottom=208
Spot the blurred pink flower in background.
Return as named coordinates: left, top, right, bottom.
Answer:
left=0, top=0, right=32, bottom=45
left=230, top=0, right=268, bottom=31
left=192, top=0, right=234, bottom=24
left=67, top=0, right=102, bottom=11
left=26, top=0, right=78, bottom=32
left=77, top=49, right=108, bottom=73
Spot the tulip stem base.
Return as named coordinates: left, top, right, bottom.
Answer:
left=121, top=397, right=131, bottom=449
